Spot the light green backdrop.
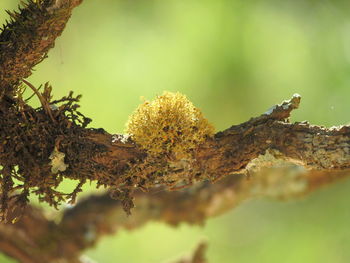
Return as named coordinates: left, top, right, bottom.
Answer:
left=0, top=0, right=350, bottom=262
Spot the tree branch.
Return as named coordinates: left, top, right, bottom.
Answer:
left=0, top=1, right=350, bottom=262
left=0, top=87, right=349, bottom=220
left=0, top=0, right=349, bottom=222
left=1, top=166, right=348, bottom=262
left=1, top=90, right=348, bottom=260
left=0, top=0, right=82, bottom=101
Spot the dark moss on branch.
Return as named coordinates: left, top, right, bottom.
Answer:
left=0, top=0, right=82, bottom=101
left=0, top=82, right=100, bottom=222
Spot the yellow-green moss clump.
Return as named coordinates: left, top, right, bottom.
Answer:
left=126, top=92, right=214, bottom=159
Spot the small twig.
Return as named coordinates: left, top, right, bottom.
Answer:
left=25, top=85, right=42, bottom=102
left=22, top=79, right=56, bottom=122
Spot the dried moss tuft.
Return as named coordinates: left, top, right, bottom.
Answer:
left=0, top=0, right=81, bottom=99
left=112, top=92, right=215, bottom=214
left=0, top=82, right=98, bottom=222
left=126, top=92, right=214, bottom=159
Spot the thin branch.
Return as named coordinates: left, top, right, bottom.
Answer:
left=1, top=167, right=349, bottom=262
left=22, top=79, right=56, bottom=122
left=55, top=169, right=350, bottom=253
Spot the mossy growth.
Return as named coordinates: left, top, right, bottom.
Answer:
left=0, top=82, right=95, bottom=222
left=112, top=92, right=215, bottom=213
left=126, top=92, right=214, bottom=160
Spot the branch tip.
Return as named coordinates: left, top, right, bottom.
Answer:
left=263, top=93, right=301, bottom=120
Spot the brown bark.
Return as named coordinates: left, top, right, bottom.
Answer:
left=0, top=1, right=350, bottom=262
left=86, top=94, right=350, bottom=192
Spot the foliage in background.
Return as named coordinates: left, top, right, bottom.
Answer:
left=0, top=0, right=349, bottom=262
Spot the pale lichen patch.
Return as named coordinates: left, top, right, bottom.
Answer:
left=246, top=149, right=307, bottom=171
left=112, top=134, right=130, bottom=144
left=245, top=149, right=308, bottom=198
left=305, top=133, right=350, bottom=168
left=49, top=147, right=68, bottom=174
left=264, top=105, right=277, bottom=115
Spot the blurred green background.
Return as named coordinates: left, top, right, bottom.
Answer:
left=1, top=0, right=350, bottom=262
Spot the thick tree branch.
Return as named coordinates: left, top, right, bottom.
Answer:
left=87, top=94, right=350, bottom=192
left=0, top=89, right=349, bottom=219
left=0, top=92, right=348, bottom=263
left=0, top=0, right=348, bottom=221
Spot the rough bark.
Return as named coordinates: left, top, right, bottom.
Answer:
left=0, top=1, right=349, bottom=262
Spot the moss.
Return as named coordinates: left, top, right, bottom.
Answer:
left=111, top=92, right=215, bottom=213
left=126, top=92, right=214, bottom=160
left=0, top=82, right=95, bottom=222
left=0, top=0, right=81, bottom=99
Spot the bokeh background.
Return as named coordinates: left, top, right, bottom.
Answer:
left=1, top=0, right=350, bottom=262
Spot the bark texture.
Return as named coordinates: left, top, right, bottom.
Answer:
left=0, top=1, right=349, bottom=263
